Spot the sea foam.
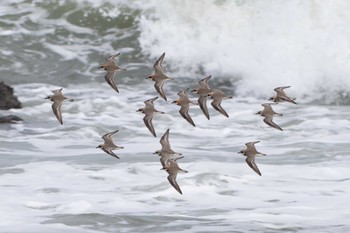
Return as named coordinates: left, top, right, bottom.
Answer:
left=137, top=0, right=350, bottom=103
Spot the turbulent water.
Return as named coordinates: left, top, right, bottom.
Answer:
left=1, top=0, right=350, bottom=232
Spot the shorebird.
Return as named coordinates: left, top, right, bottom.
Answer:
left=208, top=89, right=233, bottom=118
left=45, top=88, right=71, bottom=125
left=99, top=53, right=127, bottom=93
left=147, top=52, right=172, bottom=101
left=192, top=75, right=212, bottom=120
left=269, top=86, right=297, bottom=104
left=96, top=130, right=124, bottom=159
left=172, top=88, right=197, bottom=127
left=163, top=158, right=188, bottom=194
left=137, top=96, right=165, bottom=137
left=256, top=103, right=283, bottom=131
left=238, top=141, right=266, bottom=176
left=154, top=129, right=183, bottom=168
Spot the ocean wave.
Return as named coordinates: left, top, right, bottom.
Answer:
left=1, top=0, right=350, bottom=104
left=137, top=0, right=350, bottom=104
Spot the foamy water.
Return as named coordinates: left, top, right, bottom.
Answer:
left=1, top=1, right=350, bottom=232
left=138, top=0, right=350, bottom=103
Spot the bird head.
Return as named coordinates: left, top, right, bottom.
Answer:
left=153, top=150, right=161, bottom=155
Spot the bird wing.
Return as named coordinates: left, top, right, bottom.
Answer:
left=52, top=101, right=63, bottom=125
left=154, top=80, right=167, bottom=101
left=199, top=75, right=211, bottom=87
left=245, top=156, right=262, bottom=176
left=143, top=114, right=156, bottom=137
left=104, top=70, right=119, bottom=93
left=107, top=53, right=120, bottom=60
left=178, top=90, right=189, bottom=99
left=275, top=86, right=291, bottom=91
left=102, top=148, right=120, bottom=159
left=145, top=96, right=158, bottom=105
left=263, top=116, right=283, bottom=131
left=278, top=95, right=297, bottom=104
left=153, top=52, right=165, bottom=74
left=262, top=103, right=274, bottom=112
left=211, top=98, right=229, bottom=118
left=167, top=173, right=182, bottom=194
left=179, top=105, right=195, bottom=126
left=160, top=129, right=171, bottom=151
left=198, top=95, right=210, bottom=120
left=102, top=130, right=119, bottom=144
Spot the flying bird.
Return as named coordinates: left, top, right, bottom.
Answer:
left=163, top=158, right=188, bottom=194
left=208, top=89, right=233, bottom=118
left=99, top=53, right=127, bottom=93
left=238, top=141, right=266, bottom=176
left=269, top=86, right=297, bottom=104
left=96, top=130, right=124, bottom=159
left=137, top=96, right=165, bottom=137
left=45, top=88, right=71, bottom=125
left=147, top=52, right=172, bottom=101
left=256, top=103, right=284, bottom=131
left=154, top=129, right=183, bottom=169
left=192, top=75, right=212, bottom=120
left=172, top=89, right=197, bottom=127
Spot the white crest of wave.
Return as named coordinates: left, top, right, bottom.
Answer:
left=138, top=0, right=350, bottom=103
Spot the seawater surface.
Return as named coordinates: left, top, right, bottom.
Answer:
left=1, top=1, right=350, bottom=232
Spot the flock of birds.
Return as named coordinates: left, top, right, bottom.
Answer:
left=45, top=52, right=297, bottom=194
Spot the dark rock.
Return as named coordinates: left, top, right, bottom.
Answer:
left=0, top=115, right=23, bottom=123
left=0, top=82, right=22, bottom=110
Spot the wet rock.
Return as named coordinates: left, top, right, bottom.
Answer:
left=0, top=82, right=21, bottom=110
